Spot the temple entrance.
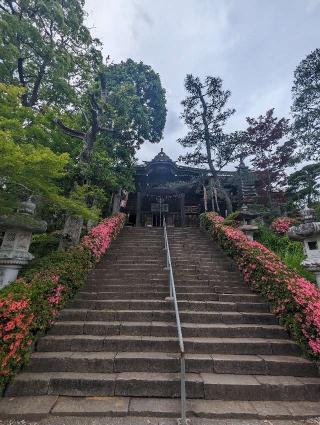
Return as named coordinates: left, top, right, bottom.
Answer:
left=152, top=213, right=163, bottom=227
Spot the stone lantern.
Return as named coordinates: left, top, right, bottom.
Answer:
left=0, top=200, right=47, bottom=289
left=287, top=207, right=320, bottom=287
left=237, top=204, right=259, bottom=241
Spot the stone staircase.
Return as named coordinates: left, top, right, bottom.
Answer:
left=1, top=226, right=320, bottom=421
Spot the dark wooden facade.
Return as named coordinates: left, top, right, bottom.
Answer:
left=125, top=149, right=257, bottom=227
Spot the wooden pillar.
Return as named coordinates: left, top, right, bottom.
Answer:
left=180, top=193, right=185, bottom=227
left=136, top=192, right=142, bottom=227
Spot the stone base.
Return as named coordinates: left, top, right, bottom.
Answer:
left=0, top=264, right=22, bottom=289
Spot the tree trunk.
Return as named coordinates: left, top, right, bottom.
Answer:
left=197, top=86, right=233, bottom=215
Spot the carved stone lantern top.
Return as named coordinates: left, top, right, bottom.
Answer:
left=237, top=204, right=259, bottom=225
left=287, top=207, right=320, bottom=241
left=0, top=200, right=47, bottom=234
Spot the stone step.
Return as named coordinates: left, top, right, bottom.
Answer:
left=2, top=396, right=320, bottom=420
left=99, top=258, right=166, bottom=267
left=86, top=278, right=246, bottom=286
left=6, top=371, right=319, bottom=400
left=37, top=335, right=299, bottom=355
left=48, top=321, right=288, bottom=339
left=98, top=264, right=165, bottom=269
left=84, top=283, right=248, bottom=293
left=68, top=299, right=269, bottom=313
left=59, top=309, right=278, bottom=325
left=86, top=278, right=168, bottom=285
left=74, top=292, right=260, bottom=303
left=26, top=351, right=318, bottom=376
left=90, top=271, right=168, bottom=277
left=74, top=291, right=169, bottom=300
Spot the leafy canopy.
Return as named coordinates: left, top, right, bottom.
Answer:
left=0, top=0, right=102, bottom=107
left=0, top=83, right=96, bottom=218
left=178, top=75, right=243, bottom=172
left=286, top=162, right=320, bottom=207
left=292, top=48, right=320, bottom=160
left=246, top=108, right=295, bottom=207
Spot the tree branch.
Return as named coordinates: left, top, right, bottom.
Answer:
left=28, top=61, right=47, bottom=106
left=54, top=119, right=86, bottom=140
left=17, top=57, right=26, bottom=86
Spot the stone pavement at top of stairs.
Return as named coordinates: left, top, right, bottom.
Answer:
left=1, top=417, right=320, bottom=425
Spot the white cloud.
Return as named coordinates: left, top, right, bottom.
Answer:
left=84, top=0, right=320, bottom=165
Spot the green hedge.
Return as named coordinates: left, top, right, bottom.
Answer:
left=201, top=212, right=320, bottom=360
left=0, top=213, right=126, bottom=392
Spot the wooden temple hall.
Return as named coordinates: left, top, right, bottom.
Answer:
left=122, top=149, right=257, bottom=227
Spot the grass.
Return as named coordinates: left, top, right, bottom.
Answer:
left=256, top=225, right=316, bottom=283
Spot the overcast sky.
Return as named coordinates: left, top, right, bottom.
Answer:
left=85, top=0, right=320, bottom=168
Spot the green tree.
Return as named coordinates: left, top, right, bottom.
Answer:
left=0, top=83, right=95, bottom=218
left=292, top=48, right=320, bottom=160
left=286, top=163, right=320, bottom=207
left=0, top=0, right=102, bottom=107
left=56, top=59, right=167, bottom=163
left=178, top=74, right=243, bottom=214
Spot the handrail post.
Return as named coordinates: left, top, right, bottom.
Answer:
left=163, top=218, right=187, bottom=424
left=180, top=352, right=187, bottom=424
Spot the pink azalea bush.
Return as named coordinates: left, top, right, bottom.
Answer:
left=201, top=212, right=320, bottom=359
left=81, top=215, right=125, bottom=260
left=0, top=213, right=126, bottom=391
left=271, top=216, right=296, bottom=234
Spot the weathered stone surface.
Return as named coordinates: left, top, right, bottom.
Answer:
left=254, top=375, right=306, bottom=400
left=201, top=373, right=262, bottom=400
left=0, top=396, right=58, bottom=418
left=189, top=399, right=258, bottom=418
left=212, top=354, right=265, bottom=375
left=129, top=398, right=179, bottom=417
left=6, top=374, right=50, bottom=396
left=48, top=373, right=117, bottom=396
left=114, top=352, right=179, bottom=373
left=52, top=396, right=129, bottom=416
left=252, top=401, right=292, bottom=418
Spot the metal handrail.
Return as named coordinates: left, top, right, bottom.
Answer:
left=163, top=217, right=187, bottom=425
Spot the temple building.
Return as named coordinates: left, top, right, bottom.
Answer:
left=124, top=149, right=257, bottom=227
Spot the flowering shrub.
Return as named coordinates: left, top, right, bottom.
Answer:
left=271, top=216, right=296, bottom=234
left=81, top=215, right=125, bottom=260
left=0, top=296, right=34, bottom=380
left=0, top=213, right=126, bottom=391
left=201, top=212, right=320, bottom=359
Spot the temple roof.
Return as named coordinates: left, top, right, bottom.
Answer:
left=149, top=148, right=174, bottom=164
left=136, top=148, right=241, bottom=180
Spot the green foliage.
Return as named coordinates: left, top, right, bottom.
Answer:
left=178, top=74, right=243, bottom=213
left=256, top=225, right=315, bottom=282
left=0, top=84, right=97, bottom=218
left=0, top=0, right=102, bottom=108
left=286, top=163, right=320, bottom=208
left=223, top=211, right=240, bottom=227
left=102, top=59, right=167, bottom=147
left=29, top=232, right=60, bottom=258
left=292, top=48, right=320, bottom=161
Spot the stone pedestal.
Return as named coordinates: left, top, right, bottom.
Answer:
left=239, top=224, right=258, bottom=241
left=0, top=200, right=47, bottom=289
